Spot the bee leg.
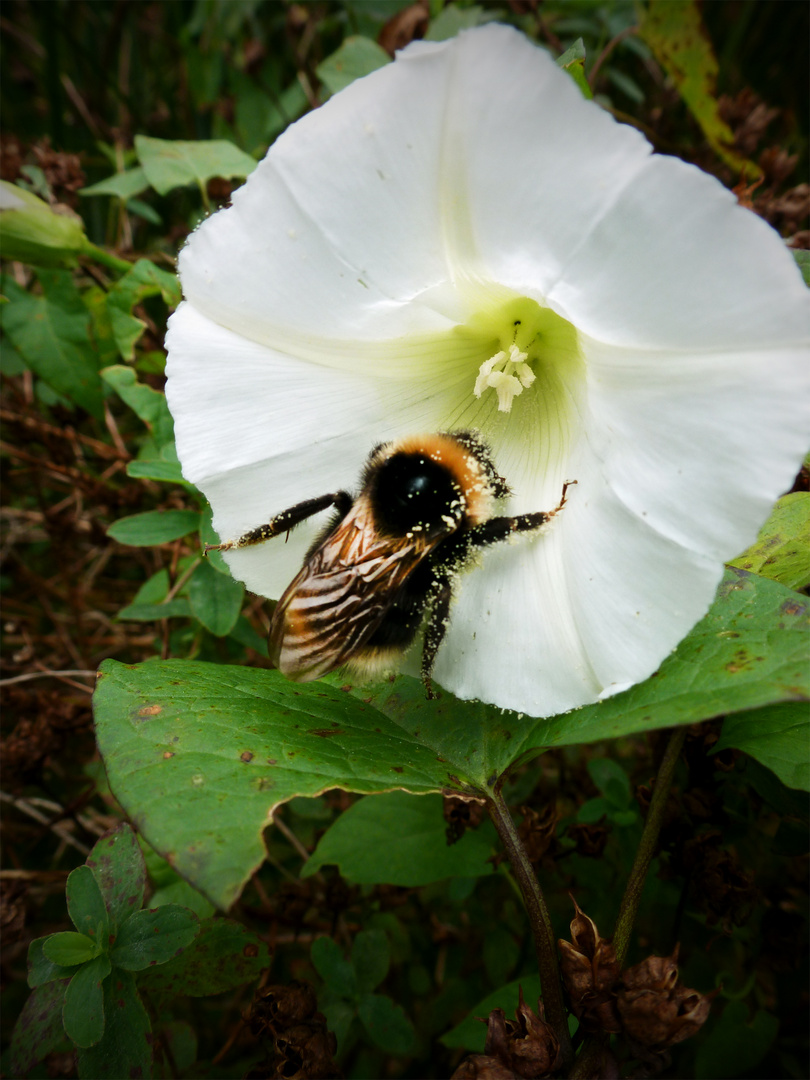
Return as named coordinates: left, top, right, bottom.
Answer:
left=205, top=491, right=353, bottom=553
left=465, top=479, right=577, bottom=549
left=421, top=579, right=454, bottom=700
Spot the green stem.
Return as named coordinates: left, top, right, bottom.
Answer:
left=82, top=241, right=133, bottom=275
left=569, top=724, right=688, bottom=1080
left=612, top=724, right=687, bottom=968
left=486, top=788, right=573, bottom=1067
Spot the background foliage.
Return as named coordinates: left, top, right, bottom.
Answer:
left=1, top=1, right=808, bottom=1078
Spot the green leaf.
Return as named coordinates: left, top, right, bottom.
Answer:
left=149, top=878, right=216, bottom=919
left=728, top=492, right=810, bottom=590
left=85, top=823, right=147, bottom=932
left=302, top=792, right=496, bottom=885
left=63, top=955, right=110, bottom=1048
left=311, top=936, right=357, bottom=1000
left=352, top=930, right=390, bottom=994
left=793, top=249, right=810, bottom=287
left=695, top=1000, right=779, bottom=1080
left=93, top=660, right=469, bottom=908
left=556, top=38, right=593, bottom=100
left=136, top=917, right=271, bottom=995
left=101, top=365, right=174, bottom=446
left=66, top=865, right=109, bottom=943
left=92, top=571, right=806, bottom=909
left=76, top=969, right=152, bottom=1079
left=118, top=598, right=192, bottom=621
left=441, top=976, right=542, bottom=1051
left=587, top=758, right=632, bottom=808
left=0, top=271, right=104, bottom=417
left=0, top=181, right=90, bottom=267
left=638, top=0, right=759, bottom=177
left=8, top=980, right=70, bottom=1078
left=105, top=259, right=180, bottom=361
left=357, top=992, right=416, bottom=1055
left=118, top=568, right=192, bottom=621
left=42, top=932, right=99, bottom=967
left=110, top=905, right=199, bottom=970
left=127, top=458, right=187, bottom=484
left=713, top=702, right=809, bottom=791
left=135, top=135, right=256, bottom=196
left=199, top=503, right=231, bottom=575
left=316, top=37, right=391, bottom=96
left=107, top=509, right=201, bottom=546
left=317, top=992, right=355, bottom=1053
left=27, top=937, right=77, bottom=988
left=79, top=166, right=150, bottom=201
left=188, top=558, right=244, bottom=636
left=426, top=3, right=489, bottom=41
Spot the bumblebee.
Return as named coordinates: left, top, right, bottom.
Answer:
left=208, top=431, right=574, bottom=697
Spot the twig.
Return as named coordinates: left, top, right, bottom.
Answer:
left=486, top=789, right=573, bottom=1067
left=0, top=669, right=96, bottom=687
left=588, top=26, right=639, bottom=89
left=0, top=791, right=91, bottom=856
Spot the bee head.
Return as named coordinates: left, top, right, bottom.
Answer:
left=367, top=450, right=465, bottom=537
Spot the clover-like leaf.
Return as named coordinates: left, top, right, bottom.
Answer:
left=42, top=932, right=99, bottom=967
left=66, top=865, right=109, bottom=944
left=85, top=823, right=146, bottom=932
left=136, top=917, right=268, bottom=996
left=109, top=905, right=199, bottom=971
left=8, top=980, right=70, bottom=1078
left=311, top=936, right=357, bottom=1000
left=76, top=969, right=152, bottom=1079
left=63, top=954, right=110, bottom=1048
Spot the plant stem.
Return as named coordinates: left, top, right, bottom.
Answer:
left=568, top=724, right=688, bottom=1080
left=486, top=788, right=573, bottom=1067
left=612, top=724, right=688, bottom=968
left=82, top=241, right=133, bottom=275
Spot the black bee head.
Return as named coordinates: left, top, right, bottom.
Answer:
left=369, top=452, right=464, bottom=536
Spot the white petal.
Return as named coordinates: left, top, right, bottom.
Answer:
left=547, top=153, right=810, bottom=348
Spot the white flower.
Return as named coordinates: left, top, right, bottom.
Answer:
left=165, top=25, right=810, bottom=718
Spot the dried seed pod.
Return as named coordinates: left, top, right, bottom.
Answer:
left=558, top=898, right=621, bottom=1034
left=616, top=949, right=712, bottom=1052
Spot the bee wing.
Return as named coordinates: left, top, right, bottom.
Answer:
left=268, top=499, right=439, bottom=682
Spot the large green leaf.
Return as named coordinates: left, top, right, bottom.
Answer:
left=301, top=792, right=496, bottom=885
left=728, top=492, right=810, bottom=590
left=93, top=570, right=807, bottom=908
left=79, top=167, right=151, bottom=201
left=135, top=135, right=256, bottom=196
left=713, top=701, right=809, bottom=791
left=0, top=271, right=104, bottom=417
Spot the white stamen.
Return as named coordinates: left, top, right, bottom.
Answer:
left=474, top=343, right=535, bottom=411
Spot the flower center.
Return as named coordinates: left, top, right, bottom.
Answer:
left=457, top=294, right=580, bottom=416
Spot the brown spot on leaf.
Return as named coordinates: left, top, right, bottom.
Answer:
left=308, top=728, right=344, bottom=738
left=138, top=704, right=162, bottom=717
left=162, top=751, right=174, bottom=759
left=241, top=751, right=254, bottom=763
